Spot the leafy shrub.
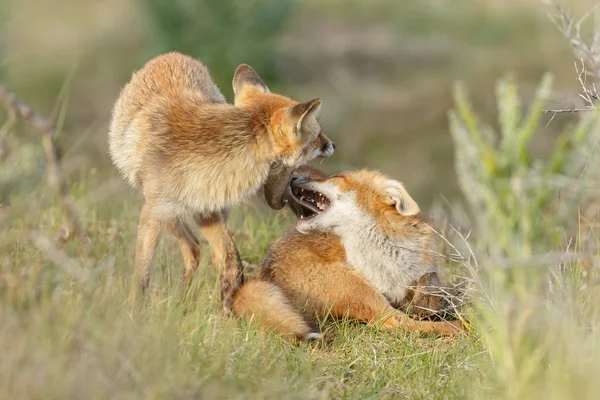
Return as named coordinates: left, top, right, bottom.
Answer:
left=449, top=75, right=600, bottom=260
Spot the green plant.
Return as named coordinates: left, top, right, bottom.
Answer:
left=449, top=73, right=600, bottom=400
left=449, top=74, right=600, bottom=260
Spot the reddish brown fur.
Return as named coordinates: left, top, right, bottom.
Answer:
left=233, top=168, right=464, bottom=340
left=108, top=53, right=334, bottom=310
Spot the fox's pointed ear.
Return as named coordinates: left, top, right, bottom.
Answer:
left=384, top=181, right=420, bottom=216
left=233, top=64, right=269, bottom=97
left=289, top=98, right=322, bottom=135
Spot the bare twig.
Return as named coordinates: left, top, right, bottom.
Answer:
left=547, top=2, right=600, bottom=111
left=544, top=108, right=594, bottom=114
left=0, top=84, right=88, bottom=245
left=30, top=231, right=90, bottom=283
left=0, top=104, right=15, bottom=162
left=543, top=105, right=594, bottom=128
left=575, top=59, right=599, bottom=108
left=0, top=103, right=15, bottom=138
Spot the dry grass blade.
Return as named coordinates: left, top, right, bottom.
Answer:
left=29, top=231, right=90, bottom=284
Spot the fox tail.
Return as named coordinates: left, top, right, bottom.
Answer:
left=233, top=280, right=321, bottom=341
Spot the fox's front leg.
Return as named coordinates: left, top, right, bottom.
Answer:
left=382, top=310, right=463, bottom=335
left=403, top=272, right=444, bottom=319
left=196, top=211, right=243, bottom=313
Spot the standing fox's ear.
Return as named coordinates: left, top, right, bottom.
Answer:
left=383, top=181, right=420, bottom=216
left=233, top=64, right=270, bottom=97
left=289, top=99, right=322, bottom=135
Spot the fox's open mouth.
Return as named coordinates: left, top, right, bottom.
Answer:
left=290, top=186, right=331, bottom=219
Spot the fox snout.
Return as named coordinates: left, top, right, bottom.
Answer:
left=320, top=141, right=335, bottom=157
left=305, top=131, right=335, bottom=161
left=291, top=164, right=328, bottom=181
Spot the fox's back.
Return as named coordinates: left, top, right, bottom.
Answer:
left=109, top=53, right=228, bottom=188
left=114, top=52, right=225, bottom=124
left=109, top=52, right=332, bottom=218
left=130, top=52, right=225, bottom=103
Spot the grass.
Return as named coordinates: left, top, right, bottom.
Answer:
left=3, top=1, right=600, bottom=398
left=4, top=166, right=600, bottom=399
left=1, top=181, right=483, bottom=399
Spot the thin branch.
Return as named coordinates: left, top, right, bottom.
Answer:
left=544, top=108, right=595, bottom=114
left=0, top=83, right=89, bottom=245
left=547, top=2, right=600, bottom=110
left=30, top=232, right=90, bottom=284
left=0, top=105, right=15, bottom=138
left=544, top=107, right=594, bottom=127
left=0, top=85, right=56, bottom=134
left=0, top=105, right=15, bottom=162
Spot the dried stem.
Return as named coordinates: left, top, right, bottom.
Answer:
left=0, top=83, right=88, bottom=245
left=0, top=104, right=15, bottom=162
left=546, top=2, right=600, bottom=112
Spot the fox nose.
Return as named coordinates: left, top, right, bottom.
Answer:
left=290, top=176, right=309, bottom=187
left=322, top=142, right=335, bottom=154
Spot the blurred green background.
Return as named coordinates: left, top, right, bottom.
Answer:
left=0, top=0, right=593, bottom=207
left=3, top=3, right=600, bottom=398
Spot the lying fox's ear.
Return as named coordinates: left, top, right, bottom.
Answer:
left=233, top=64, right=270, bottom=97
left=383, top=181, right=420, bottom=216
left=289, top=99, right=322, bottom=136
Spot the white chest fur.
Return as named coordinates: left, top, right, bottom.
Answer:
left=340, top=221, right=437, bottom=306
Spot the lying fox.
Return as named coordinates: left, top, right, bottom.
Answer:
left=233, top=167, right=464, bottom=340
left=108, top=53, right=334, bottom=311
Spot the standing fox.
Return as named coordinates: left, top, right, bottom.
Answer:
left=108, top=52, right=334, bottom=311
left=233, top=167, right=464, bottom=340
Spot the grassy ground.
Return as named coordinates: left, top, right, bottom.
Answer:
left=1, top=182, right=483, bottom=399
left=3, top=171, right=600, bottom=399
left=3, top=1, right=600, bottom=398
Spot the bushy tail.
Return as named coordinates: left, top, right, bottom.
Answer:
left=233, top=280, right=321, bottom=341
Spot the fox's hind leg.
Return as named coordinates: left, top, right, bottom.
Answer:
left=195, top=208, right=230, bottom=273
left=195, top=211, right=243, bottom=313
left=166, top=218, right=201, bottom=289
left=135, top=203, right=163, bottom=292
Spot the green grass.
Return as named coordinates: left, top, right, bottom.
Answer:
left=3, top=1, right=600, bottom=397
left=3, top=171, right=600, bottom=399
left=1, top=182, right=484, bottom=399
